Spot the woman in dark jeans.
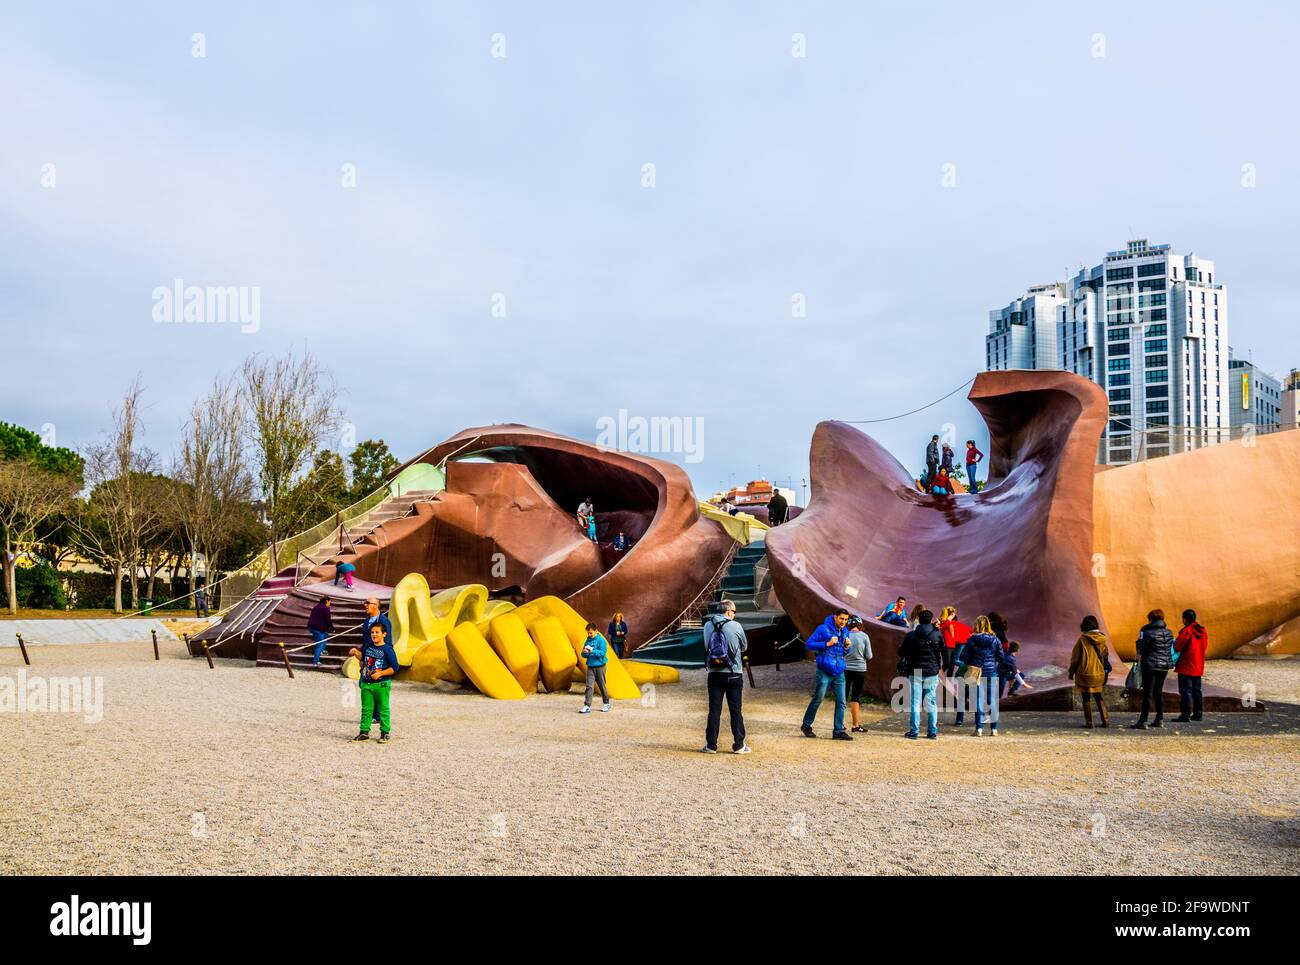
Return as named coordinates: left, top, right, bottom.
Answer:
left=607, top=612, right=628, bottom=659
left=844, top=617, right=873, bottom=733
left=1132, top=608, right=1176, bottom=729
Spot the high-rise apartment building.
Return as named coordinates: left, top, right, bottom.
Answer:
left=1054, top=240, right=1229, bottom=463
left=986, top=282, right=1065, bottom=372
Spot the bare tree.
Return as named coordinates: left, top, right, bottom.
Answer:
left=75, top=379, right=167, bottom=612
left=241, top=350, right=339, bottom=570
left=0, top=461, right=77, bottom=614
left=174, top=376, right=254, bottom=592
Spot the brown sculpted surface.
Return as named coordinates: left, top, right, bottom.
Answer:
left=1094, top=428, right=1300, bottom=660
left=308, top=425, right=735, bottom=653
left=767, top=371, right=1116, bottom=703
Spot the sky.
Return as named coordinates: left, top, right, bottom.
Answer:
left=3, top=1, right=1298, bottom=500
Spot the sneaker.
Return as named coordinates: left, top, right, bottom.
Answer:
left=851, top=725, right=868, bottom=733
left=1130, top=721, right=1148, bottom=730
left=832, top=731, right=853, bottom=741
left=699, top=745, right=717, bottom=754
left=378, top=732, right=391, bottom=744
left=904, top=731, right=919, bottom=740
left=1190, top=715, right=1203, bottom=721
left=600, top=703, right=611, bottom=713
left=733, top=745, right=752, bottom=755
left=990, top=728, right=999, bottom=737
left=1172, top=715, right=1191, bottom=723
left=579, top=706, right=592, bottom=714
left=351, top=731, right=369, bottom=742
left=1151, top=719, right=1163, bottom=728
left=801, top=725, right=817, bottom=738
left=974, top=728, right=983, bottom=737
left=926, top=732, right=938, bottom=740
left=954, top=715, right=965, bottom=726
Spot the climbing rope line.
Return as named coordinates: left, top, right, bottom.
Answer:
left=843, top=376, right=976, bottom=424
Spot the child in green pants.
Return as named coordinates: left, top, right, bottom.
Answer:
left=349, top=623, right=397, bottom=743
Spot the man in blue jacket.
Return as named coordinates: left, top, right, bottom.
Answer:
left=801, top=608, right=854, bottom=741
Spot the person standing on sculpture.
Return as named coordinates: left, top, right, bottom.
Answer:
left=924, top=435, right=940, bottom=492
left=767, top=488, right=788, bottom=526
left=1131, top=608, right=1175, bottom=729
left=801, top=608, right=853, bottom=741
left=965, top=440, right=985, bottom=489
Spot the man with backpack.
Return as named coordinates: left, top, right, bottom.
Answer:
left=801, top=608, right=854, bottom=741
left=701, top=600, right=750, bottom=755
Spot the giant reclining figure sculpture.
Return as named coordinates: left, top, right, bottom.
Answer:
left=305, top=424, right=739, bottom=656
left=767, top=370, right=1299, bottom=709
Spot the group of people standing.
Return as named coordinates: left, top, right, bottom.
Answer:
left=786, top=597, right=1215, bottom=745
left=922, top=436, right=984, bottom=495
left=313, top=577, right=1213, bottom=753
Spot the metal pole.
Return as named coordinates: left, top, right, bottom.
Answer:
left=15, top=632, right=30, bottom=666
left=202, top=641, right=214, bottom=669
left=151, top=628, right=160, bottom=660
left=279, top=641, right=295, bottom=679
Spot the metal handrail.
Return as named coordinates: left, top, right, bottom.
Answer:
left=641, top=540, right=739, bottom=646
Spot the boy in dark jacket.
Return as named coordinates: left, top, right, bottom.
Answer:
left=898, top=610, right=945, bottom=739
left=348, top=622, right=398, bottom=743
left=1132, top=608, right=1176, bottom=729
left=1172, top=609, right=1209, bottom=722
left=801, top=610, right=853, bottom=741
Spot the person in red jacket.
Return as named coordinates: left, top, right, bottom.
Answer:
left=1172, top=608, right=1209, bottom=722
left=936, top=605, right=973, bottom=725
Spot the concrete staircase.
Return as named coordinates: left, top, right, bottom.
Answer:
left=298, top=488, right=443, bottom=564
left=631, top=542, right=794, bottom=669
left=254, top=582, right=388, bottom=672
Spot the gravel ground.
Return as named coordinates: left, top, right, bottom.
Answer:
left=2, top=643, right=1297, bottom=875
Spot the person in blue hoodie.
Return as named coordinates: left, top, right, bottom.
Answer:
left=801, top=609, right=854, bottom=741
left=962, top=615, right=1005, bottom=736
left=579, top=623, right=611, bottom=714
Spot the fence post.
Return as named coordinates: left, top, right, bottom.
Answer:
left=151, top=628, right=160, bottom=661
left=279, top=641, right=295, bottom=679
left=202, top=641, right=214, bottom=669
left=15, top=632, right=30, bottom=666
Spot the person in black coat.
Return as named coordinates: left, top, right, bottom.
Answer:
left=767, top=489, right=788, bottom=526
left=898, top=610, right=946, bottom=740
left=1132, top=608, right=1176, bottom=729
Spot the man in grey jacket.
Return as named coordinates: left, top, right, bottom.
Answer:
left=701, top=600, right=750, bottom=755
